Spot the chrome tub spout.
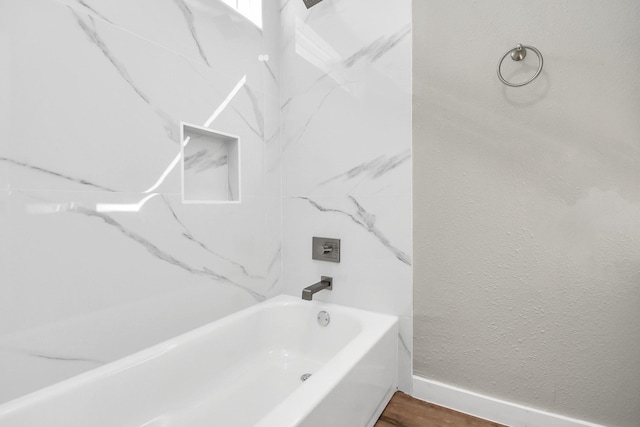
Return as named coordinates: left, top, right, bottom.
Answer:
left=302, top=276, right=333, bottom=300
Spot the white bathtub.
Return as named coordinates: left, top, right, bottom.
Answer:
left=0, top=295, right=398, bottom=427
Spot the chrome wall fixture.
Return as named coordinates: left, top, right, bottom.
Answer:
left=497, top=44, right=544, bottom=87
left=312, top=237, right=340, bottom=263
left=302, top=0, right=324, bottom=8
left=302, top=276, right=333, bottom=301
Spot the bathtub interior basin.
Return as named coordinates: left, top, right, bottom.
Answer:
left=0, top=295, right=398, bottom=427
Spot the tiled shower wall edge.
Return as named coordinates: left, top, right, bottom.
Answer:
left=278, top=0, right=413, bottom=391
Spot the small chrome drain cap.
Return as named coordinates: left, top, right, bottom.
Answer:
left=317, top=310, right=330, bottom=326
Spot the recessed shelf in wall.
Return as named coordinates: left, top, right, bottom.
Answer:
left=180, top=122, right=240, bottom=204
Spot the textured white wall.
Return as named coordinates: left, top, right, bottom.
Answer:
left=413, top=1, right=640, bottom=426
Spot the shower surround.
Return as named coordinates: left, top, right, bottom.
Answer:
left=0, top=0, right=413, bottom=402
left=278, top=0, right=413, bottom=390
left=0, top=0, right=282, bottom=403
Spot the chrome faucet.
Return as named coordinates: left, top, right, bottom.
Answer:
left=302, top=276, right=333, bottom=300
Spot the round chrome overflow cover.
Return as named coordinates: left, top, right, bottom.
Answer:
left=317, top=310, right=330, bottom=327
left=300, top=373, right=312, bottom=382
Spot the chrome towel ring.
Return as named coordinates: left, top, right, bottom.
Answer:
left=497, top=44, right=543, bottom=87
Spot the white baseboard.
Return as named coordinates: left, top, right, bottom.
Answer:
left=412, top=375, right=605, bottom=427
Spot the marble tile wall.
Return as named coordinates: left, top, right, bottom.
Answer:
left=278, top=0, right=413, bottom=391
left=0, top=0, right=281, bottom=403
left=0, top=0, right=413, bottom=403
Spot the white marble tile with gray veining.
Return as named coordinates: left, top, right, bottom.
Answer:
left=0, top=282, right=256, bottom=404
left=183, top=134, right=233, bottom=202
left=0, top=160, right=9, bottom=192
left=281, top=195, right=413, bottom=391
left=0, top=0, right=281, bottom=406
left=0, top=190, right=273, bottom=333
left=282, top=195, right=412, bottom=311
left=279, top=0, right=412, bottom=396
left=2, top=0, right=267, bottom=195
left=55, top=0, right=266, bottom=86
left=296, top=195, right=411, bottom=265
left=279, top=0, right=411, bottom=197
left=0, top=189, right=275, bottom=404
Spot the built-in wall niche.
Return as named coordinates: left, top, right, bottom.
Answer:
left=181, top=123, right=240, bottom=204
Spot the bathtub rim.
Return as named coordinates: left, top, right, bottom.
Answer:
left=257, top=302, right=399, bottom=426
left=0, top=294, right=398, bottom=421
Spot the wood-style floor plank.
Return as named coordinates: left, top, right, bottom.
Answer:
left=375, top=392, right=506, bottom=427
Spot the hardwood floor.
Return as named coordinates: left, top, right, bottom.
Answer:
left=375, top=392, right=506, bottom=427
